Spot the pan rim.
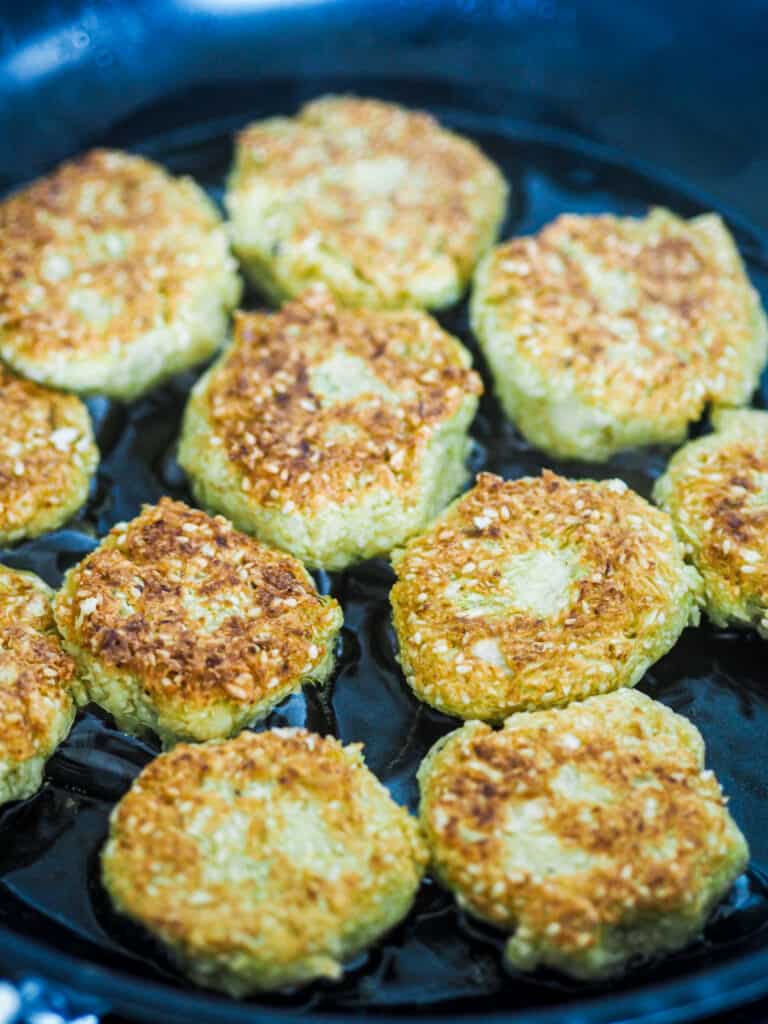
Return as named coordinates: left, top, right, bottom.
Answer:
left=2, top=920, right=768, bottom=1024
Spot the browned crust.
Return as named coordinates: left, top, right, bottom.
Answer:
left=0, top=367, right=96, bottom=540
left=193, top=288, right=482, bottom=510
left=690, top=444, right=768, bottom=598
left=0, top=568, right=78, bottom=762
left=391, top=471, right=698, bottom=717
left=419, top=691, right=747, bottom=960
left=54, top=498, right=341, bottom=711
left=0, top=149, right=223, bottom=361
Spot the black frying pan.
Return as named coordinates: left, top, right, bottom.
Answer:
left=1, top=3, right=768, bottom=1023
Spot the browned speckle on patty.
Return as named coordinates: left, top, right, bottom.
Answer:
left=419, top=690, right=748, bottom=979
left=179, top=287, right=482, bottom=569
left=227, top=95, right=508, bottom=310
left=391, top=471, right=702, bottom=720
left=102, top=728, right=427, bottom=994
left=54, top=498, right=342, bottom=744
left=0, top=149, right=241, bottom=398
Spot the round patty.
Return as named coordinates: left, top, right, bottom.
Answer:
left=419, top=689, right=748, bottom=980
left=102, top=728, right=427, bottom=994
left=54, top=498, right=342, bottom=745
left=0, top=367, right=97, bottom=545
left=0, top=566, right=82, bottom=806
left=226, top=95, right=508, bottom=310
left=391, top=470, right=702, bottom=720
left=0, top=149, right=241, bottom=399
left=179, top=287, right=482, bottom=569
left=471, top=208, right=768, bottom=461
left=654, top=408, right=768, bottom=634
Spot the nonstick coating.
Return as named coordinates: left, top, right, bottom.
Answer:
left=1, top=88, right=768, bottom=1024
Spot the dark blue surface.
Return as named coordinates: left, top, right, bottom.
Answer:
left=1, top=1, right=767, bottom=226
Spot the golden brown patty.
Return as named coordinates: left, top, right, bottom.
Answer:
left=0, top=367, right=97, bottom=545
left=179, top=287, right=482, bottom=568
left=0, top=566, right=81, bottom=805
left=102, top=728, right=427, bottom=994
left=53, top=499, right=342, bottom=745
left=419, top=689, right=748, bottom=979
left=654, top=408, right=768, bottom=633
left=0, top=149, right=241, bottom=399
left=391, top=471, right=702, bottom=720
left=226, top=95, right=508, bottom=310
left=471, top=208, right=768, bottom=460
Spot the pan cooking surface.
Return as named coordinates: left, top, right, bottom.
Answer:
left=1, top=90, right=768, bottom=1019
